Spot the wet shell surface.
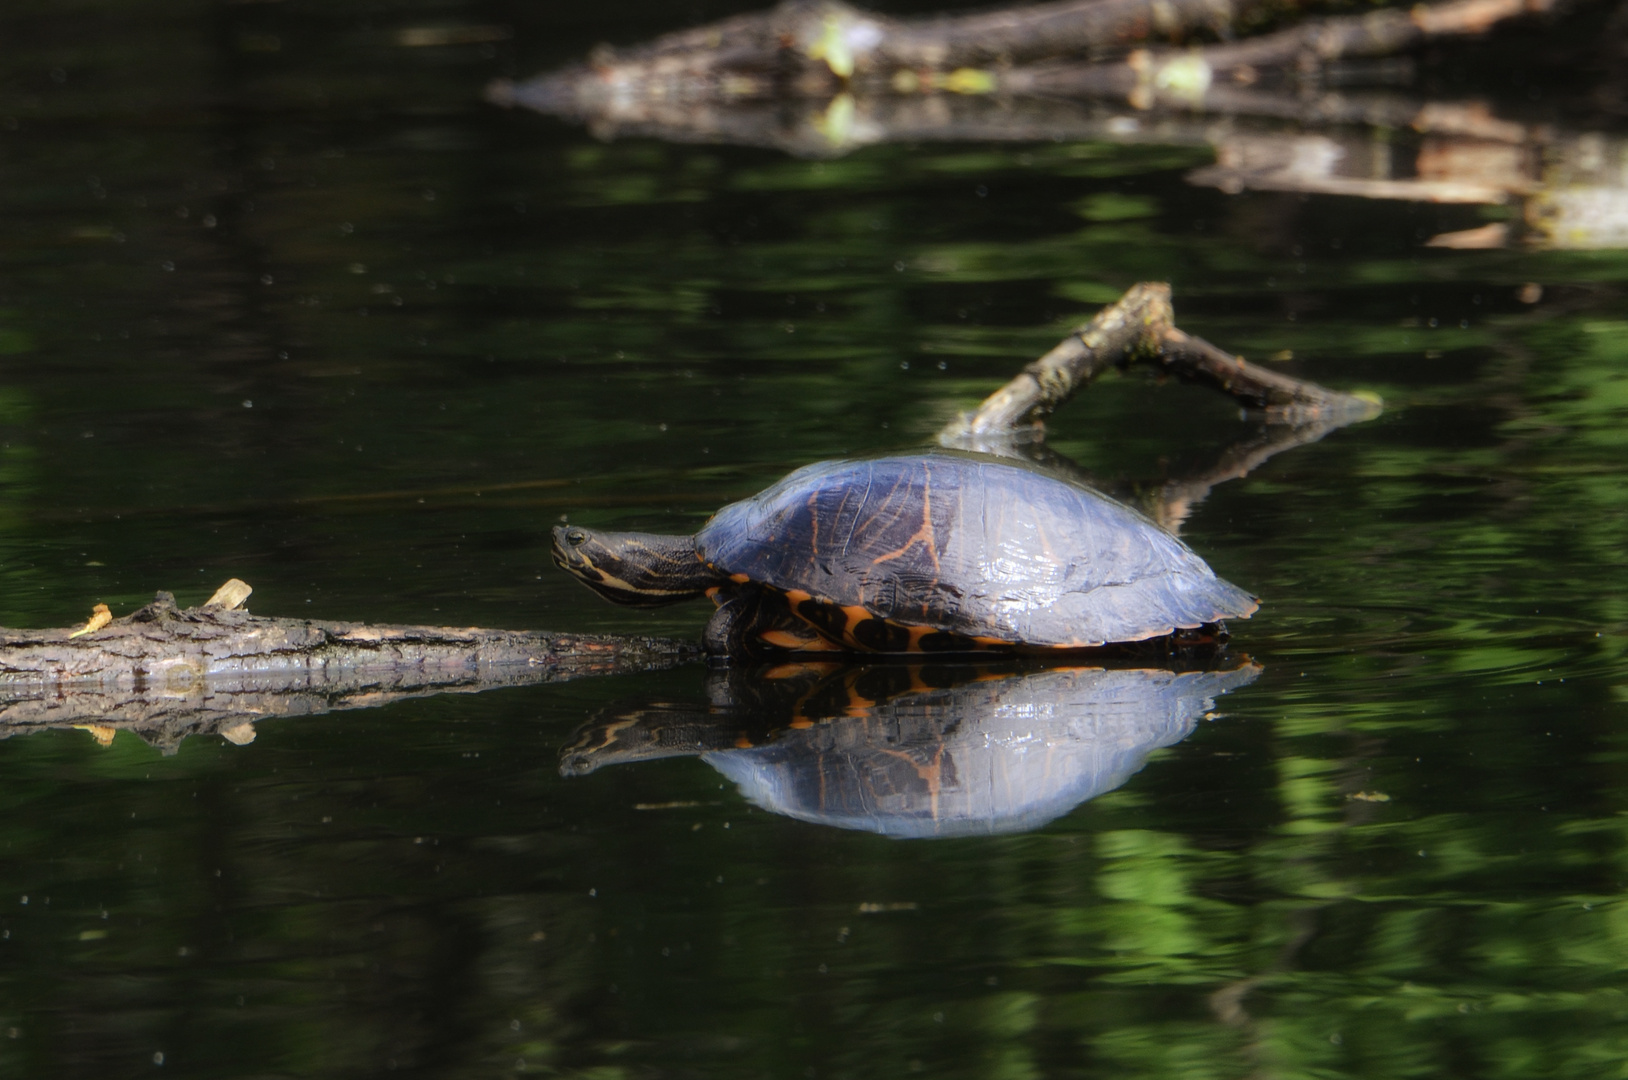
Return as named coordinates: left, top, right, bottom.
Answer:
left=695, top=454, right=1258, bottom=648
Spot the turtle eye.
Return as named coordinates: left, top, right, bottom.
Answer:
left=564, top=528, right=588, bottom=547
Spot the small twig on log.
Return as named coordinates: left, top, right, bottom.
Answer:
left=940, top=281, right=1378, bottom=445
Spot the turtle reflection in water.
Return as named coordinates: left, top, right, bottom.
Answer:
left=562, top=660, right=1260, bottom=838
left=552, top=453, right=1257, bottom=658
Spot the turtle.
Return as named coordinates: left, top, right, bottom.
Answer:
left=550, top=452, right=1258, bottom=657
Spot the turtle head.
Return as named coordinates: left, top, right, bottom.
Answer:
left=551, top=526, right=720, bottom=608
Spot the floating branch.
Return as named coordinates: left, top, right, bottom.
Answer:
left=940, top=281, right=1379, bottom=444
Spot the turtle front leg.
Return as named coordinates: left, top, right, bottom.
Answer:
left=703, top=585, right=844, bottom=661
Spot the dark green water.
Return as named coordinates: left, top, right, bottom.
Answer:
left=3, top=2, right=1628, bottom=1077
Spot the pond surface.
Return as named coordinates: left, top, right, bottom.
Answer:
left=2, top=1, right=1627, bottom=1077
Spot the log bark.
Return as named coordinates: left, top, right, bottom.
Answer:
left=0, top=591, right=697, bottom=750
left=857, top=0, right=1272, bottom=68
left=0, top=591, right=692, bottom=688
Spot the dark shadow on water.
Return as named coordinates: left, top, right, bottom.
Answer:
left=562, top=655, right=1261, bottom=837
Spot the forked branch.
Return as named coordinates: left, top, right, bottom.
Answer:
left=940, top=281, right=1379, bottom=443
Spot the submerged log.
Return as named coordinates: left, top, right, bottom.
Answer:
left=0, top=589, right=693, bottom=688
left=0, top=589, right=697, bottom=751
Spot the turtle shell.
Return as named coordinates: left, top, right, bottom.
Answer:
left=693, top=453, right=1257, bottom=649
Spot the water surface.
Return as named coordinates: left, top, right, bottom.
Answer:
left=1, top=1, right=1626, bottom=1076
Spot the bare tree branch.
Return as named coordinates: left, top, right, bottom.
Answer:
left=941, top=281, right=1379, bottom=444
left=940, top=282, right=1171, bottom=439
